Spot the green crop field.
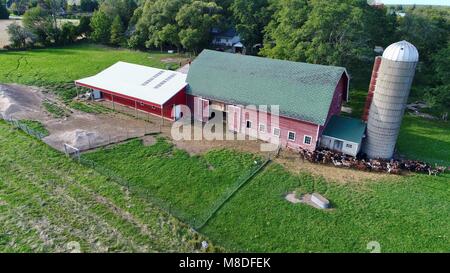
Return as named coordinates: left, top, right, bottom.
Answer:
left=0, top=121, right=212, bottom=253
left=81, top=138, right=261, bottom=227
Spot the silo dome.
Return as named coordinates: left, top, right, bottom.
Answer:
left=382, top=40, right=419, bottom=62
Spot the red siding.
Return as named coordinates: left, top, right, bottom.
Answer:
left=101, top=87, right=187, bottom=120
left=162, top=87, right=187, bottom=119
left=241, top=107, right=319, bottom=151
left=188, top=94, right=320, bottom=152
left=318, top=73, right=348, bottom=137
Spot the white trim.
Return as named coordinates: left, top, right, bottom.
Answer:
left=303, top=135, right=313, bottom=145
left=273, top=127, right=280, bottom=137
left=287, top=131, right=296, bottom=142
left=259, top=123, right=266, bottom=133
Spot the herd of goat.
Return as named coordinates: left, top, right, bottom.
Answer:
left=299, top=148, right=447, bottom=176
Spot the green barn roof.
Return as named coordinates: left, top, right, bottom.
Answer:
left=186, top=50, right=348, bottom=125
left=322, top=115, right=366, bottom=144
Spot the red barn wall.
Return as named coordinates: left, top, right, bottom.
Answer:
left=318, top=73, right=348, bottom=137
left=188, top=94, right=319, bottom=152
left=162, top=87, right=187, bottom=119
left=241, top=107, right=319, bottom=151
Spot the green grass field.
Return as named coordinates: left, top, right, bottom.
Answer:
left=0, top=44, right=449, bottom=253
left=202, top=164, right=450, bottom=252
left=0, top=121, right=213, bottom=253
left=81, top=138, right=261, bottom=227
left=0, top=43, right=181, bottom=86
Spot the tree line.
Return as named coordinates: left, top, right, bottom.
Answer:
left=4, top=0, right=450, bottom=113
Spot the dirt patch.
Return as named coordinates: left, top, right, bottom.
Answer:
left=141, top=135, right=157, bottom=146
left=160, top=57, right=187, bottom=64
left=0, top=84, right=158, bottom=151
left=276, top=149, right=391, bottom=184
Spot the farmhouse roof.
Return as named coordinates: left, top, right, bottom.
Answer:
left=75, top=62, right=187, bottom=106
left=322, top=115, right=366, bottom=144
left=186, top=50, right=348, bottom=125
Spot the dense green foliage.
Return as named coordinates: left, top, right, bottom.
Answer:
left=0, top=120, right=211, bottom=252
left=110, top=15, right=125, bottom=46
left=82, top=138, right=260, bottom=225
left=89, top=10, right=111, bottom=44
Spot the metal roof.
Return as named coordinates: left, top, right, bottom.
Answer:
left=186, top=50, right=348, bottom=125
left=383, top=40, right=419, bottom=62
left=322, top=115, right=366, bottom=144
left=75, top=62, right=187, bottom=105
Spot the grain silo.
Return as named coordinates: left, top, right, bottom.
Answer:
left=363, top=40, right=419, bottom=159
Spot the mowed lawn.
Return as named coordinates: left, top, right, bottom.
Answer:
left=0, top=121, right=209, bottom=253
left=82, top=138, right=261, bottom=227
left=0, top=43, right=180, bottom=86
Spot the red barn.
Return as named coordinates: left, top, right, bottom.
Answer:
left=75, top=62, right=187, bottom=121
left=186, top=50, right=352, bottom=152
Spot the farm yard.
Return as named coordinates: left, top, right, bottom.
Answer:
left=0, top=120, right=213, bottom=253
left=0, top=44, right=449, bottom=253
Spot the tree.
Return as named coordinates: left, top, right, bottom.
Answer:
left=77, top=15, right=92, bottom=37
left=10, top=0, right=28, bottom=15
left=176, top=0, right=223, bottom=54
left=59, top=22, right=78, bottom=45
left=130, top=0, right=188, bottom=50
left=230, top=0, right=271, bottom=53
left=80, top=0, right=98, bottom=12
left=100, top=0, right=137, bottom=26
left=260, top=0, right=311, bottom=61
left=110, top=15, right=125, bottom=46
left=0, top=3, right=9, bottom=19
left=90, top=10, right=112, bottom=43
left=22, top=6, right=56, bottom=45
left=7, top=22, right=36, bottom=48
left=261, top=0, right=395, bottom=82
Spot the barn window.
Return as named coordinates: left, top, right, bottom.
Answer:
left=273, top=127, right=280, bottom=137
left=288, top=131, right=296, bottom=141
left=303, top=135, right=312, bottom=145
left=259, top=123, right=266, bottom=132
left=346, top=143, right=353, bottom=148
left=246, top=120, right=252, bottom=128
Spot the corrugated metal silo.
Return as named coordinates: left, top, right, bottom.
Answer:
left=364, top=41, right=419, bottom=159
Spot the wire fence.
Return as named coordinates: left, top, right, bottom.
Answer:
left=1, top=113, right=273, bottom=230
left=3, top=116, right=47, bottom=140
left=75, top=154, right=271, bottom=230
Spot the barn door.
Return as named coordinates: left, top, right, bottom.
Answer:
left=194, top=97, right=209, bottom=122
left=227, top=105, right=241, bottom=133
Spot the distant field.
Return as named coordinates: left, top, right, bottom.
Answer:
left=0, top=43, right=182, bottom=86
left=0, top=19, right=21, bottom=48
left=0, top=120, right=209, bottom=252
left=0, top=19, right=80, bottom=49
